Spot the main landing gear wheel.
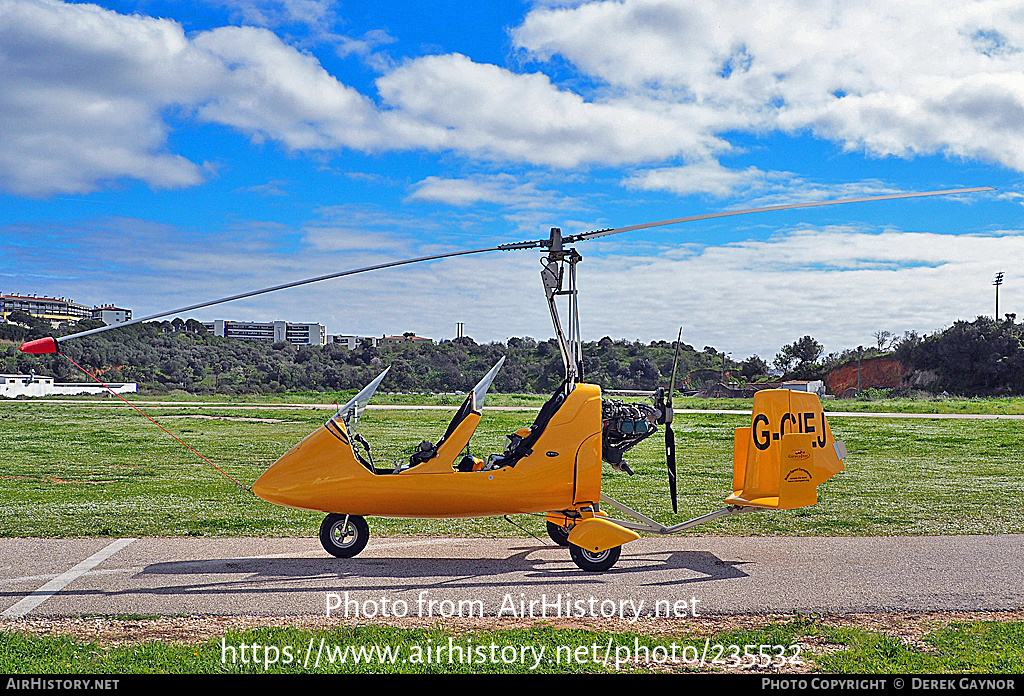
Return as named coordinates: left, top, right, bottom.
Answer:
left=319, top=513, right=369, bottom=558
left=569, top=543, right=621, bottom=572
left=546, top=520, right=572, bottom=547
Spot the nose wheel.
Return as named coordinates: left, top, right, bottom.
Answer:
left=319, top=513, right=370, bottom=558
left=569, top=543, right=621, bottom=572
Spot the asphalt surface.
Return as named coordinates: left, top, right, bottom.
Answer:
left=2, top=535, right=1021, bottom=620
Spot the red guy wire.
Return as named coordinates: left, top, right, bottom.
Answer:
left=60, top=353, right=250, bottom=490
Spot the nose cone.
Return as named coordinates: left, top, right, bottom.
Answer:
left=253, top=423, right=353, bottom=512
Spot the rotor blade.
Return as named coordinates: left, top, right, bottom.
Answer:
left=336, top=365, right=391, bottom=427
left=51, top=243, right=525, bottom=346
left=567, top=187, right=995, bottom=243
left=665, top=422, right=677, bottom=514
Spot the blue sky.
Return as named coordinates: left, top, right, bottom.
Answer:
left=2, top=0, right=1023, bottom=360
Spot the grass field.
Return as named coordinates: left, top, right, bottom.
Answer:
left=1, top=398, right=1022, bottom=538
left=2, top=615, right=1022, bottom=674
left=20, top=390, right=1024, bottom=414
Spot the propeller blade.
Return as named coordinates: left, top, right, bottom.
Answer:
left=667, top=327, right=682, bottom=406
left=662, top=327, right=683, bottom=513
left=665, top=422, right=677, bottom=514
left=566, top=187, right=995, bottom=243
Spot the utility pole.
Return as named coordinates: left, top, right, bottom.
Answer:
left=856, top=345, right=864, bottom=393
left=994, top=272, right=1004, bottom=320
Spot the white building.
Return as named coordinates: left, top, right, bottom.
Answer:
left=781, top=380, right=826, bottom=398
left=327, top=334, right=380, bottom=349
left=92, top=305, right=132, bottom=325
left=202, top=320, right=327, bottom=346
left=0, top=374, right=137, bottom=398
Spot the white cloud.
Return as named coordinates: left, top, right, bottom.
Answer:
left=406, top=174, right=578, bottom=210
left=237, top=180, right=289, bottom=196
left=0, top=0, right=733, bottom=194
left=375, top=53, right=729, bottom=167
left=623, top=162, right=911, bottom=209
left=0, top=0, right=215, bottom=194
left=513, top=0, right=1024, bottom=172
left=191, top=25, right=384, bottom=151
left=0, top=0, right=389, bottom=195
left=5, top=0, right=1024, bottom=196
left=334, top=29, right=396, bottom=59
left=209, top=0, right=338, bottom=30
left=624, top=162, right=789, bottom=198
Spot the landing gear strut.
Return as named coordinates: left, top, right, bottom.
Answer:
left=546, top=520, right=571, bottom=546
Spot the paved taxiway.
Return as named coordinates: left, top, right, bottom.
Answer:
left=2, top=535, right=1021, bottom=619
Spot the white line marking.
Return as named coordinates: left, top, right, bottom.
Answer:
left=2, top=538, right=135, bottom=618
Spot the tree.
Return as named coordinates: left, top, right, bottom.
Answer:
left=6, top=310, right=52, bottom=340
left=739, top=355, right=768, bottom=379
left=774, top=336, right=824, bottom=376
left=895, top=316, right=1024, bottom=395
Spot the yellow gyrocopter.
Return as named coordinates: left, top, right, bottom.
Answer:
left=20, top=187, right=991, bottom=571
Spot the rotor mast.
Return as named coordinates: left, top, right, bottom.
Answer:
left=540, top=227, right=583, bottom=388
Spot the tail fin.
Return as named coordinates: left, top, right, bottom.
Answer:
left=726, top=389, right=845, bottom=510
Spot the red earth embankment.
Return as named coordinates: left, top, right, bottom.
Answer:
left=825, top=356, right=905, bottom=395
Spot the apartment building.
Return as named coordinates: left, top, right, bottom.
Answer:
left=2, top=294, right=133, bottom=326
left=1, top=294, right=92, bottom=324
left=92, top=305, right=132, bottom=324
left=201, top=319, right=327, bottom=346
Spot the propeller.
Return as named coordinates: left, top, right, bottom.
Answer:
left=663, top=328, right=682, bottom=513
left=20, top=186, right=994, bottom=354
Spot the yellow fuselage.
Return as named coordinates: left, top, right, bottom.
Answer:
left=251, top=384, right=603, bottom=518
